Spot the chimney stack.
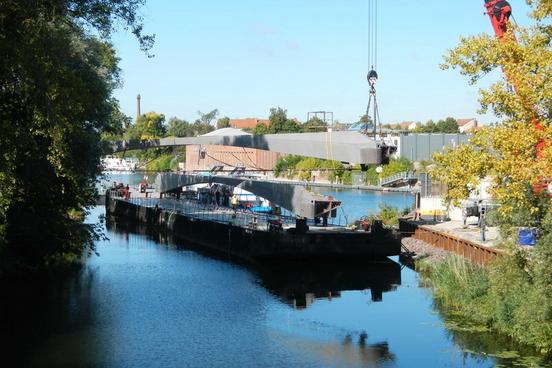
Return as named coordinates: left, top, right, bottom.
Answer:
left=136, top=94, right=141, bottom=121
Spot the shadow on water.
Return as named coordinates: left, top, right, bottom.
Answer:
left=0, top=267, right=109, bottom=367
left=257, top=259, right=401, bottom=309
left=106, top=216, right=402, bottom=307
left=8, top=211, right=548, bottom=367
left=105, top=215, right=400, bottom=366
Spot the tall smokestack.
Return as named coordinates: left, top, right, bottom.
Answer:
left=136, top=94, right=141, bottom=121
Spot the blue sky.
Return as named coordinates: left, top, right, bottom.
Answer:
left=112, top=0, right=533, bottom=125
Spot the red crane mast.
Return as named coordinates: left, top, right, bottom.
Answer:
left=484, top=0, right=546, bottom=159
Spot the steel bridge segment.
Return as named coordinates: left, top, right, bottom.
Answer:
left=112, top=131, right=384, bottom=164
left=155, top=173, right=340, bottom=218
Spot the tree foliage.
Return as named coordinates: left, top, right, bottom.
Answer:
left=166, top=117, right=191, bottom=137
left=253, top=107, right=302, bottom=134
left=432, top=0, right=552, bottom=222
left=424, top=0, right=552, bottom=353
left=414, top=117, right=459, bottom=133
left=216, top=116, right=230, bottom=129
left=0, top=0, right=153, bottom=272
left=381, top=158, right=413, bottom=179
left=274, top=155, right=302, bottom=178
left=197, top=109, right=219, bottom=126
left=126, top=111, right=166, bottom=139
left=302, top=117, right=327, bottom=132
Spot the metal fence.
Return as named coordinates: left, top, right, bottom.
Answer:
left=399, top=133, right=470, bottom=162
left=111, top=193, right=349, bottom=229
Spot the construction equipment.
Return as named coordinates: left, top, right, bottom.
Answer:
left=483, top=0, right=549, bottom=193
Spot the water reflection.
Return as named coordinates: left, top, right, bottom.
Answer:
left=106, top=215, right=402, bottom=309
left=434, top=302, right=548, bottom=367
left=105, top=214, right=401, bottom=366
left=4, top=208, right=548, bottom=367
left=0, top=267, right=108, bottom=367
left=269, top=330, right=396, bottom=367
left=257, top=259, right=401, bottom=309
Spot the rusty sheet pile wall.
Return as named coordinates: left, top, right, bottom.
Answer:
left=400, top=220, right=503, bottom=266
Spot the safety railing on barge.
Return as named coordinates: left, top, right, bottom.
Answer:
left=399, top=220, right=503, bottom=266
left=107, top=190, right=349, bottom=230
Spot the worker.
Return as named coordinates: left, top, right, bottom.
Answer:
left=231, top=193, right=239, bottom=211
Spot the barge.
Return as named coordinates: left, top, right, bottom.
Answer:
left=105, top=193, right=400, bottom=261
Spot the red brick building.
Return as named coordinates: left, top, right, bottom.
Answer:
left=184, top=128, right=282, bottom=172
left=229, top=118, right=269, bottom=130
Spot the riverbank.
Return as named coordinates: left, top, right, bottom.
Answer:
left=396, top=215, right=552, bottom=356
left=411, top=237, right=552, bottom=355
left=401, top=237, right=449, bottom=263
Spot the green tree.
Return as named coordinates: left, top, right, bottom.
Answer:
left=216, top=116, right=230, bottom=129
left=424, top=0, right=552, bottom=352
left=274, top=155, right=303, bottom=178
left=319, top=160, right=344, bottom=183
left=197, top=109, right=219, bottom=126
left=414, top=120, right=435, bottom=133
left=436, top=117, right=460, bottom=133
left=360, top=115, right=372, bottom=123
left=295, top=157, right=322, bottom=181
left=252, top=123, right=269, bottom=135
left=432, top=2, right=552, bottom=217
left=0, top=0, right=153, bottom=272
left=267, top=107, right=302, bottom=134
left=101, top=103, right=131, bottom=141
left=302, top=117, right=327, bottom=132
left=126, top=112, right=166, bottom=140
left=190, top=121, right=214, bottom=136
left=167, top=117, right=191, bottom=137
left=364, top=166, right=380, bottom=185
left=252, top=108, right=301, bottom=135
left=380, top=158, right=413, bottom=179
left=414, top=118, right=460, bottom=133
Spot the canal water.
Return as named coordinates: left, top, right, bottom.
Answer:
left=0, top=176, right=546, bottom=367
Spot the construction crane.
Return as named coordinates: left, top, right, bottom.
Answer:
left=484, top=0, right=549, bottom=192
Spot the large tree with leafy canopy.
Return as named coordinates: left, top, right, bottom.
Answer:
left=253, top=107, right=302, bottom=135
left=431, top=0, right=551, bottom=226
left=126, top=112, right=166, bottom=139
left=427, top=3, right=552, bottom=351
left=0, top=0, right=153, bottom=273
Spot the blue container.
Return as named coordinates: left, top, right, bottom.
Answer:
left=518, top=228, right=536, bottom=246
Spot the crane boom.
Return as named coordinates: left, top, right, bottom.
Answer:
left=484, top=0, right=546, bottom=161
left=484, top=0, right=512, bottom=38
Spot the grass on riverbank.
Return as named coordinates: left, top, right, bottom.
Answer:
left=418, top=232, right=552, bottom=354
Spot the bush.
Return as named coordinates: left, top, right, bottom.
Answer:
left=381, top=157, right=413, bottom=179
left=368, top=204, right=409, bottom=227
left=422, top=234, right=552, bottom=353
left=295, top=157, right=321, bottom=181
left=145, top=153, right=181, bottom=171
left=274, top=155, right=302, bottom=178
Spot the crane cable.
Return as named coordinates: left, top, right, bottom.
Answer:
left=367, top=0, right=378, bottom=72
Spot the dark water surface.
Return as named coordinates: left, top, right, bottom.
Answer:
left=0, top=187, right=546, bottom=367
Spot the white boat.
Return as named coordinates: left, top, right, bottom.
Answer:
left=101, top=156, right=138, bottom=172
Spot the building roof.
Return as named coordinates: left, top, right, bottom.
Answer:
left=201, top=127, right=252, bottom=137
left=229, top=118, right=269, bottom=129
left=457, top=118, right=476, bottom=126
